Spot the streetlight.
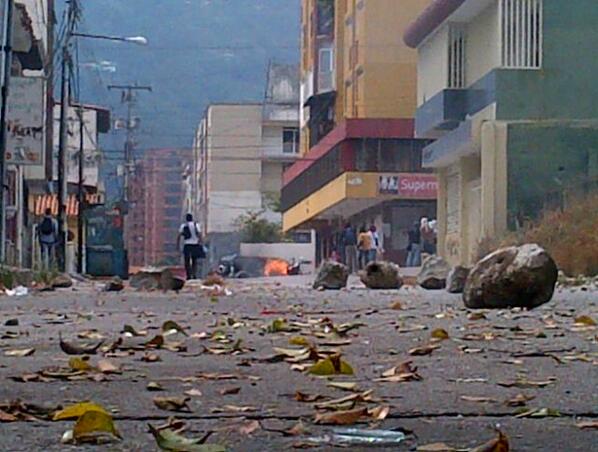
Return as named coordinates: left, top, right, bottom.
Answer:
left=71, top=32, right=148, bottom=46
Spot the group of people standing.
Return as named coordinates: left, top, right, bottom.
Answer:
left=338, top=223, right=381, bottom=273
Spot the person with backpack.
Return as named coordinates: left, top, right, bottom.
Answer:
left=38, top=208, right=59, bottom=269
left=177, top=213, right=205, bottom=280
left=341, top=223, right=358, bottom=273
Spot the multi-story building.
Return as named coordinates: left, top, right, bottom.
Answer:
left=127, top=148, right=191, bottom=268
left=188, top=63, right=300, bottom=262
left=405, top=0, right=598, bottom=266
left=282, top=0, right=436, bottom=265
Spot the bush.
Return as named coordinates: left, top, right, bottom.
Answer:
left=477, top=194, right=598, bottom=276
left=235, top=211, right=284, bottom=244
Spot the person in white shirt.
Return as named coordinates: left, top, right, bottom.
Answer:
left=177, top=213, right=205, bottom=279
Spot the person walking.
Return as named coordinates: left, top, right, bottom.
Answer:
left=357, top=226, right=372, bottom=269
left=37, top=208, right=59, bottom=270
left=420, top=217, right=436, bottom=255
left=177, top=213, right=205, bottom=280
left=341, top=223, right=358, bottom=273
left=406, top=221, right=422, bottom=267
left=369, top=225, right=380, bottom=263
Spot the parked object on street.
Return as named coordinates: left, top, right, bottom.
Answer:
left=463, top=244, right=558, bottom=310
left=446, top=266, right=470, bottom=294
left=313, top=261, right=349, bottom=290
left=417, top=255, right=450, bottom=290
left=130, top=267, right=185, bottom=291
left=360, top=261, right=403, bottom=290
left=103, top=277, right=124, bottom=292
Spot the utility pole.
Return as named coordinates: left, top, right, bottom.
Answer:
left=0, top=0, right=14, bottom=263
left=107, top=84, right=151, bottom=203
left=76, top=106, right=84, bottom=274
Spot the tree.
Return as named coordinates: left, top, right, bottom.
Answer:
left=235, top=210, right=284, bottom=243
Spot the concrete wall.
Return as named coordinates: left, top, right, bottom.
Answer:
left=417, top=26, right=449, bottom=106
left=465, top=1, right=500, bottom=87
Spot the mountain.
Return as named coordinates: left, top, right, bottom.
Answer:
left=75, top=0, right=300, bottom=151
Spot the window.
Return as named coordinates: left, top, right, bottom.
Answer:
left=319, top=48, right=334, bottom=73
left=500, top=0, right=542, bottom=68
left=448, top=24, right=466, bottom=88
left=283, top=128, right=299, bottom=154
left=316, top=0, right=334, bottom=36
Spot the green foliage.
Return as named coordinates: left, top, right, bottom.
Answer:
left=33, top=267, right=59, bottom=286
left=0, top=267, right=15, bottom=290
left=235, top=211, right=284, bottom=244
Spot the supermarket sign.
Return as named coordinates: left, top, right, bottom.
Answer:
left=378, top=173, right=438, bottom=199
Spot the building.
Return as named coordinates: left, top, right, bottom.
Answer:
left=281, top=0, right=436, bottom=265
left=3, top=0, right=51, bottom=267
left=188, top=63, right=300, bottom=262
left=405, top=0, right=598, bottom=266
left=127, top=148, right=191, bottom=268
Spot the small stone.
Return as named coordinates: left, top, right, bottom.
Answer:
left=359, top=261, right=403, bottom=290
left=417, top=256, right=450, bottom=290
left=446, top=266, right=470, bottom=294
left=51, top=274, right=73, bottom=289
left=104, top=277, right=124, bottom=292
left=463, top=244, right=558, bottom=310
left=313, top=261, right=349, bottom=290
left=4, top=319, right=18, bottom=326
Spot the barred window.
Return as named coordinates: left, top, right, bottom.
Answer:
left=500, top=0, right=543, bottom=69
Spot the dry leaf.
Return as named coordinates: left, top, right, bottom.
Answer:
left=162, top=320, right=189, bottom=336
left=53, top=402, right=110, bottom=421
left=576, top=420, right=598, bottom=429
left=4, top=348, right=35, bottom=357
left=308, top=354, right=354, bottom=376
left=68, top=357, right=93, bottom=372
left=0, top=409, right=18, bottom=422
left=409, top=344, right=440, bottom=356
left=430, top=328, right=449, bottom=341
left=219, top=387, right=241, bottom=396
left=467, top=312, right=487, bottom=321
left=73, top=410, right=121, bottom=441
left=390, top=300, right=403, bottom=310
left=376, top=361, right=422, bottom=383
left=295, top=392, right=325, bottom=403
left=59, top=333, right=103, bottom=355
left=327, top=381, right=359, bottom=392
left=504, top=393, right=534, bottom=407
left=368, top=405, right=390, bottom=420
left=142, top=352, right=161, bottom=362
left=470, top=429, right=509, bottom=452
left=145, top=335, right=165, bottom=349
left=460, top=396, right=497, bottom=403
left=146, top=382, right=164, bottom=392
left=97, top=359, right=121, bottom=374
left=313, top=407, right=368, bottom=425
left=184, top=389, right=203, bottom=397
left=238, top=420, right=261, bottom=435
left=497, top=377, right=556, bottom=388
left=417, top=443, right=456, bottom=452
left=153, top=397, right=191, bottom=412
left=148, top=424, right=225, bottom=452
left=574, top=315, right=596, bottom=326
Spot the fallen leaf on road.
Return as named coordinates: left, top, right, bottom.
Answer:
left=77, top=330, right=105, bottom=340
left=238, top=420, right=261, bottom=435
left=409, top=344, right=440, bottom=356
left=162, top=320, right=189, bottom=336
left=0, top=409, right=17, bottom=422
left=285, top=421, right=309, bottom=436
left=314, top=407, right=368, bottom=425
left=148, top=423, right=224, bottom=452
left=73, top=409, right=121, bottom=441
left=4, top=348, right=35, bottom=357
left=327, top=381, right=359, bottom=392
left=390, top=300, right=403, bottom=310
left=195, top=372, right=239, bottom=381
left=219, top=387, right=241, bottom=396
left=396, top=324, right=428, bottom=334
left=59, top=333, right=103, bottom=355
left=430, top=328, right=449, bottom=341
left=467, top=312, right=487, bottom=321
left=504, top=393, right=534, bottom=407
left=416, top=443, right=456, bottom=452
left=514, top=407, right=561, bottom=418
left=53, top=402, right=110, bottom=421
left=497, top=377, right=556, bottom=388
left=460, top=396, right=498, bottom=403
left=308, top=354, right=354, bottom=376
left=211, top=405, right=256, bottom=413
left=576, top=420, right=598, bottom=429
left=376, top=361, right=422, bottom=383
left=469, top=429, right=509, bottom=452
left=122, top=324, right=147, bottom=337
left=295, top=392, right=326, bottom=403
left=267, top=318, right=299, bottom=333
left=68, top=357, right=93, bottom=372
left=147, top=382, right=164, bottom=391
left=97, top=359, right=121, bottom=374
left=313, top=391, right=373, bottom=410
left=574, top=315, right=596, bottom=326
left=368, top=405, right=390, bottom=420
left=154, top=397, right=191, bottom=412
left=145, top=335, right=165, bottom=349
left=289, top=336, right=312, bottom=347
left=184, top=389, right=203, bottom=397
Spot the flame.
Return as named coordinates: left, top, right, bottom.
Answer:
left=264, top=259, right=289, bottom=277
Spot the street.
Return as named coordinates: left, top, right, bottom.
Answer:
left=0, top=277, right=596, bottom=451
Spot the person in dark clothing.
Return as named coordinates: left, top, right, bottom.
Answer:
left=177, top=213, right=205, bottom=279
left=406, top=221, right=422, bottom=267
left=341, top=223, right=358, bottom=273
left=37, top=208, right=59, bottom=269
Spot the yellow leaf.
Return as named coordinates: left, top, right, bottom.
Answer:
left=308, top=355, right=354, bottom=376
left=68, top=357, right=92, bottom=372
left=314, top=407, right=367, bottom=425
left=73, top=410, right=121, bottom=440
left=162, top=320, right=188, bottom=336
left=53, top=402, right=110, bottom=421
left=574, top=315, right=596, bottom=326
left=289, top=336, right=311, bottom=347
left=430, top=328, right=449, bottom=341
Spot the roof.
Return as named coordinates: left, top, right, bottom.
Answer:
left=404, top=0, right=466, bottom=48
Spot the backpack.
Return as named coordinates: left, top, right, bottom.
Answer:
left=40, top=217, right=54, bottom=235
left=182, top=224, right=192, bottom=240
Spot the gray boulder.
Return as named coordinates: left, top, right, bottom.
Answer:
left=360, top=261, right=403, bottom=290
left=313, top=261, right=349, bottom=290
left=463, top=244, right=558, bottom=309
left=417, top=255, right=451, bottom=290
left=52, top=274, right=73, bottom=289
left=446, top=266, right=470, bottom=294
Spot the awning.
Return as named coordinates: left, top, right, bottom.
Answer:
left=33, top=193, right=104, bottom=217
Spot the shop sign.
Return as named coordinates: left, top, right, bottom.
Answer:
left=378, top=173, right=438, bottom=199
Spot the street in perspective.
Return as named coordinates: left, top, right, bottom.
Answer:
left=0, top=1, right=596, bottom=451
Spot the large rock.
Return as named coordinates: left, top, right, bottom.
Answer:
left=417, top=256, right=451, bottom=290
left=360, top=261, right=403, bottom=290
left=130, top=267, right=185, bottom=291
left=463, top=244, right=558, bottom=310
left=51, top=274, right=73, bottom=289
left=446, top=266, right=470, bottom=294
left=104, top=277, right=125, bottom=292
left=313, top=261, right=349, bottom=290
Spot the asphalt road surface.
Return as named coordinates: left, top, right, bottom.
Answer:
left=0, top=276, right=596, bottom=451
